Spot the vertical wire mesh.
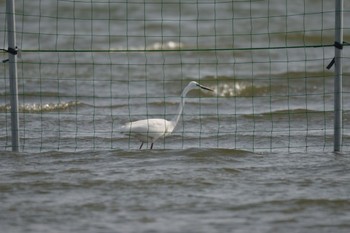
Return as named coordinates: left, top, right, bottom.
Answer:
left=0, top=0, right=350, bottom=152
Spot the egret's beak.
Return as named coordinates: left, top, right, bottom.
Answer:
left=197, top=84, right=214, bottom=92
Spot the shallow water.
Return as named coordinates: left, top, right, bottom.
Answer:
left=1, top=1, right=350, bottom=232
left=1, top=0, right=350, bottom=152
left=1, top=149, right=350, bottom=233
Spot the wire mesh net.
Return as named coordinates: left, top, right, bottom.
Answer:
left=1, top=0, right=350, bottom=152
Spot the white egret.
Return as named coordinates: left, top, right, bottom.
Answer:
left=121, top=81, right=214, bottom=149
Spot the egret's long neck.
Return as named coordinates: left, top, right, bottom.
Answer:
left=171, top=87, right=189, bottom=125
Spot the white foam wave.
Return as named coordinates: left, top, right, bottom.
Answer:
left=0, top=101, right=80, bottom=113
left=111, top=41, right=184, bottom=51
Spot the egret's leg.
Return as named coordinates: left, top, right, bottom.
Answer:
left=139, top=142, right=143, bottom=149
left=150, top=143, right=154, bottom=149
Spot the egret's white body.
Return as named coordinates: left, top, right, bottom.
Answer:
left=121, top=81, right=213, bottom=149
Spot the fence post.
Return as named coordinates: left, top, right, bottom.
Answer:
left=334, top=0, right=343, bottom=152
left=6, top=0, right=20, bottom=152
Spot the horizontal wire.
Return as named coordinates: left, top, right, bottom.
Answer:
left=17, top=43, right=345, bottom=53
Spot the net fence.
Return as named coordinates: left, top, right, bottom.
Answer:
left=1, top=0, right=350, bottom=152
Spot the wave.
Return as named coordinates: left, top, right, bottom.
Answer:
left=212, top=82, right=269, bottom=97
left=0, top=101, right=81, bottom=113
left=110, top=41, right=184, bottom=51
left=198, top=72, right=335, bottom=97
left=242, top=108, right=333, bottom=119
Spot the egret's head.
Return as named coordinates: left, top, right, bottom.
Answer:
left=189, top=81, right=214, bottom=92
left=181, top=81, right=214, bottom=97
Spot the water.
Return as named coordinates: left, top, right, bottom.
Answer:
left=1, top=0, right=350, bottom=232
left=1, top=149, right=350, bottom=233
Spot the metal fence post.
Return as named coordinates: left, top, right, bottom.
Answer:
left=334, top=0, right=343, bottom=152
left=6, top=0, right=20, bottom=152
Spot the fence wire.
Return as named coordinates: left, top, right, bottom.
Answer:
left=1, top=0, right=350, bottom=152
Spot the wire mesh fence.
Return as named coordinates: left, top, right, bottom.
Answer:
left=1, top=0, right=350, bottom=152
